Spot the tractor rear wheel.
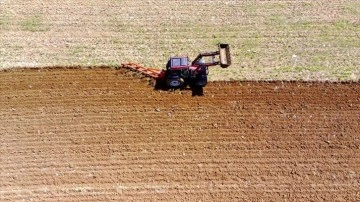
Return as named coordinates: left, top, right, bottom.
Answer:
left=166, top=78, right=184, bottom=88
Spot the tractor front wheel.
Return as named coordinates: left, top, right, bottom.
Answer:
left=195, top=79, right=207, bottom=87
left=192, top=74, right=207, bottom=87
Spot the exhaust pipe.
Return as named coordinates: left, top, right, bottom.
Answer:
left=219, top=44, right=231, bottom=68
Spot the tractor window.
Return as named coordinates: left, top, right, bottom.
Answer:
left=171, top=57, right=188, bottom=67
left=172, top=58, right=181, bottom=67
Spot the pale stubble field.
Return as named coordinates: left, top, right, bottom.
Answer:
left=0, top=0, right=359, bottom=81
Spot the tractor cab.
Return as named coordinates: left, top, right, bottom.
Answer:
left=167, top=57, right=189, bottom=70
left=165, top=57, right=190, bottom=88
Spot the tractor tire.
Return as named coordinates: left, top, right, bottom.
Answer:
left=193, top=74, right=207, bottom=87
left=166, top=78, right=184, bottom=88
left=195, top=79, right=207, bottom=87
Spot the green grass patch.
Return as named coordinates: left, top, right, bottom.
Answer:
left=343, top=2, right=360, bottom=15
left=0, top=16, right=10, bottom=30
left=71, top=47, right=84, bottom=55
left=268, top=14, right=286, bottom=25
left=333, top=20, right=359, bottom=31
left=20, top=15, right=49, bottom=32
left=334, top=67, right=358, bottom=80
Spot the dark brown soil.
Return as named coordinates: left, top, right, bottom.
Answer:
left=1, top=68, right=359, bottom=201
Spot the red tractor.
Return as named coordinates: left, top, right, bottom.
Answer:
left=121, top=44, right=231, bottom=89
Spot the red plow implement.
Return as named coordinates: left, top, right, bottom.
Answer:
left=121, top=63, right=165, bottom=79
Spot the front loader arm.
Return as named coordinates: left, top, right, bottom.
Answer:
left=191, top=44, right=231, bottom=68
left=191, top=51, right=220, bottom=67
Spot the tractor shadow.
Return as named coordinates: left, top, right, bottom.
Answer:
left=190, top=86, right=204, bottom=96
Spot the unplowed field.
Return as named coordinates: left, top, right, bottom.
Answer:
left=1, top=68, right=359, bottom=201
left=1, top=0, right=359, bottom=81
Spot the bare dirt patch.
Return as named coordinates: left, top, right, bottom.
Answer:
left=1, top=68, right=359, bottom=201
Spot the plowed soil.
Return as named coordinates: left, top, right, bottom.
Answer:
left=1, top=0, right=359, bottom=81
left=1, top=68, right=359, bottom=201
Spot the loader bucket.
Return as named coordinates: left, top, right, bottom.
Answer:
left=219, top=44, right=231, bottom=68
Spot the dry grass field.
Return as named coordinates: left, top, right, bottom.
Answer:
left=1, top=0, right=359, bottom=81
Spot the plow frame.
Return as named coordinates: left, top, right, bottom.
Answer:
left=121, top=63, right=165, bottom=79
